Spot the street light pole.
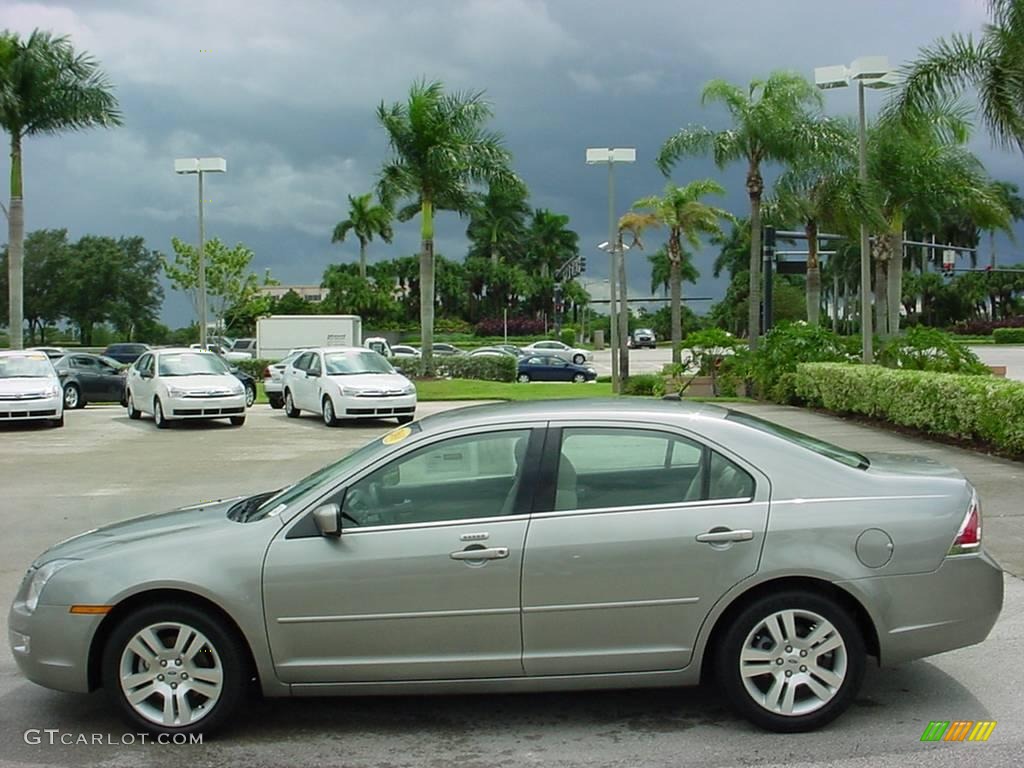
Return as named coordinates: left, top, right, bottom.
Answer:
left=815, top=57, right=893, bottom=365
left=856, top=80, right=873, bottom=364
left=607, top=162, right=619, bottom=390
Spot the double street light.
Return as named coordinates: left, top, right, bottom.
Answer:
left=586, top=147, right=635, bottom=393
left=814, top=56, right=895, bottom=364
left=174, top=157, right=227, bottom=349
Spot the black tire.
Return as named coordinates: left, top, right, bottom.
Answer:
left=572, top=373, right=586, bottom=383
left=100, top=602, right=249, bottom=737
left=244, top=383, right=256, bottom=409
left=397, top=414, right=415, bottom=425
left=127, top=391, right=142, bottom=420
left=153, top=398, right=170, bottom=429
left=268, top=394, right=284, bottom=410
left=517, top=373, right=531, bottom=383
left=63, top=384, right=82, bottom=410
left=50, top=413, right=65, bottom=428
left=322, top=396, right=340, bottom=427
left=572, top=354, right=585, bottom=365
left=716, top=590, right=865, bottom=733
left=283, top=390, right=300, bottom=418
left=229, top=415, right=246, bottom=426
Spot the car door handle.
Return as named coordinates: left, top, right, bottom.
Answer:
left=450, top=547, right=509, bottom=561
left=696, top=529, right=754, bottom=543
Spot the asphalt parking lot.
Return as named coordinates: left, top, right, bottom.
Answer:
left=0, top=402, right=1022, bottom=768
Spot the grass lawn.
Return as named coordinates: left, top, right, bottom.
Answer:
left=256, top=380, right=755, bottom=404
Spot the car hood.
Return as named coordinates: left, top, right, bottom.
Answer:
left=34, top=497, right=247, bottom=565
left=161, top=374, right=241, bottom=391
left=863, top=452, right=966, bottom=480
left=327, top=372, right=411, bottom=391
left=0, top=377, right=57, bottom=395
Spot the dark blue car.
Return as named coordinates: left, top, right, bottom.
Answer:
left=517, top=354, right=597, bottom=383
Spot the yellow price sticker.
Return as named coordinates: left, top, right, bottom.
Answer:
left=382, top=426, right=412, bottom=445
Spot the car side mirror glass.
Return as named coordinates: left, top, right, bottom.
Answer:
left=312, top=503, right=342, bottom=537
left=308, top=370, right=321, bottom=377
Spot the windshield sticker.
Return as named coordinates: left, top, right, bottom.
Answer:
left=382, top=426, right=412, bottom=445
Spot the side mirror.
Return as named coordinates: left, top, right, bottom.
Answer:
left=312, top=503, right=342, bottom=537
left=308, top=370, right=321, bottom=378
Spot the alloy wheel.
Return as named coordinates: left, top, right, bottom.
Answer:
left=738, top=608, right=848, bottom=717
left=118, top=621, right=223, bottom=727
left=64, top=385, right=80, bottom=409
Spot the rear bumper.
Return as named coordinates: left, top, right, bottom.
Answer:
left=838, top=550, right=1004, bottom=666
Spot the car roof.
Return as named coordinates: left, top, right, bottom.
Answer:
left=316, top=346, right=376, bottom=354
left=151, top=347, right=216, bottom=356
left=415, top=398, right=728, bottom=433
left=0, top=349, right=53, bottom=359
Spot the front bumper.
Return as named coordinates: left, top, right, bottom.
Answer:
left=839, top=550, right=1004, bottom=666
left=0, top=394, right=62, bottom=421
left=165, top=393, right=246, bottom=419
left=336, top=392, right=416, bottom=419
left=9, top=599, right=98, bottom=693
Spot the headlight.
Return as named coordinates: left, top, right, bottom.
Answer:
left=402, top=383, right=416, bottom=395
left=166, top=386, right=186, bottom=397
left=232, top=382, right=245, bottom=394
left=46, top=383, right=60, bottom=397
left=24, top=559, right=77, bottom=613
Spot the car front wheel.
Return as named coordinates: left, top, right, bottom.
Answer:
left=283, top=390, right=300, bottom=418
left=63, top=384, right=82, bottom=409
left=572, top=354, right=585, bottom=365
left=572, top=373, right=586, bottom=383
left=716, top=591, right=865, bottom=733
left=322, top=396, right=340, bottom=427
left=244, top=383, right=256, bottom=408
left=517, top=373, right=531, bottom=383
left=101, top=603, right=248, bottom=736
left=153, top=398, right=170, bottom=429
left=127, top=392, right=141, bottom=420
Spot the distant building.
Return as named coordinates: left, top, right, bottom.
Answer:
left=257, top=284, right=329, bottom=303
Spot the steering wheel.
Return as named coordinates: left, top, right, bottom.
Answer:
left=344, top=481, right=381, bottom=519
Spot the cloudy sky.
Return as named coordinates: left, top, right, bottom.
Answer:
left=2, top=0, right=1020, bottom=326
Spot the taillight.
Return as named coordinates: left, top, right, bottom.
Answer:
left=948, top=490, right=982, bottom=555
left=262, top=367, right=271, bottom=379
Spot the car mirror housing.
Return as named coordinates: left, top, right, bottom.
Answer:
left=312, top=503, right=342, bottom=537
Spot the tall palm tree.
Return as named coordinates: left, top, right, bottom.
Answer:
left=657, top=72, right=835, bottom=349
left=0, top=29, right=121, bottom=348
left=377, top=80, right=512, bottom=374
left=331, top=193, right=393, bottom=280
left=648, top=246, right=699, bottom=296
left=632, top=180, right=731, bottom=362
left=615, top=211, right=660, bottom=380
left=988, top=181, right=1024, bottom=267
left=892, top=0, right=1024, bottom=151
left=525, top=209, right=578, bottom=278
left=467, top=179, right=530, bottom=266
left=774, top=119, right=877, bottom=325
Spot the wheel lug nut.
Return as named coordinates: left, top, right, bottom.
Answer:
left=800, top=650, right=807, bottom=657
left=800, top=665, right=807, bottom=672
left=181, top=673, right=188, bottom=679
left=171, top=683, right=178, bottom=690
left=157, top=675, right=164, bottom=681
left=175, top=659, right=182, bottom=666
left=785, top=646, right=792, bottom=653
left=785, top=670, right=792, bottom=677
left=775, top=658, right=784, bottom=665
left=160, top=660, right=167, bottom=667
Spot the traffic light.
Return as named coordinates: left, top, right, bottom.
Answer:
left=578, top=256, right=587, bottom=272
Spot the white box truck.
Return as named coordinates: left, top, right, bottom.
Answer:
left=256, top=315, right=362, bottom=360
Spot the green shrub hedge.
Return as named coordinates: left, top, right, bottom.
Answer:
left=622, top=374, right=664, bottom=397
left=794, top=362, right=1024, bottom=454
left=232, top=358, right=272, bottom=379
left=993, top=327, right=1024, bottom=344
left=392, top=354, right=516, bottom=382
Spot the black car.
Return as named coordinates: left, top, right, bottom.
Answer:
left=54, top=353, right=127, bottom=409
left=231, top=367, right=257, bottom=408
left=102, top=343, right=151, bottom=365
left=517, top=354, right=597, bottom=383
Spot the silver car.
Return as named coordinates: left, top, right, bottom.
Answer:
left=8, top=400, right=1002, bottom=737
left=520, top=340, right=592, bottom=365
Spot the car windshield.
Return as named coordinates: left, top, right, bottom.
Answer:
left=726, top=410, right=870, bottom=469
left=250, top=423, right=423, bottom=519
left=158, top=352, right=230, bottom=376
left=325, top=350, right=394, bottom=375
left=0, top=355, right=54, bottom=378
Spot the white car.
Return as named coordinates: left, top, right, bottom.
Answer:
left=125, top=348, right=247, bottom=429
left=0, top=350, right=64, bottom=427
left=262, top=348, right=311, bottom=410
left=519, top=340, right=593, bottom=365
left=364, top=336, right=393, bottom=357
left=281, top=346, right=416, bottom=427
left=391, top=344, right=421, bottom=359
left=223, top=338, right=257, bottom=362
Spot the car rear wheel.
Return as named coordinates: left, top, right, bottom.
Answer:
left=283, top=390, right=300, bottom=418
left=153, top=398, right=170, bottom=429
left=101, top=603, right=248, bottom=736
left=127, top=392, right=141, bottom=420
left=716, top=591, right=865, bottom=733
left=572, top=354, right=585, bottom=365
left=322, top=396, right=340, bottom=427
left=517, top=373, right=531, bottom=383
left=244, top=383, right=256, bottom=408
left=63, top=383, right=82, bottom=409
left=268, top=394, right=284, bottom=410
left=572, top=373, right=586, bottom=383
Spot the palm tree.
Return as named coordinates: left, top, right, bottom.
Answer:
left=377, top=80, right=513, bottom=374
left=331, top=193, right=393, bottom=280
left=632, top=180, right=731, bottom=362
left=614, top=211, right=660, bottom=379
left=0, top=29, right=121, bottom=348
left=988, top=181, right=1024, bottom=267
left=467, top=179, right=530, bottom=266
left=774, top=119, right=877, bottom=325
left=525, top=209, right=578, bottom=278
left=892, top=0, right=1024, bottom=151
left=657, top=72, right=835, bottom=349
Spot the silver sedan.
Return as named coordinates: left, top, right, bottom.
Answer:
left=8, top=400, right=1002, bottom=737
